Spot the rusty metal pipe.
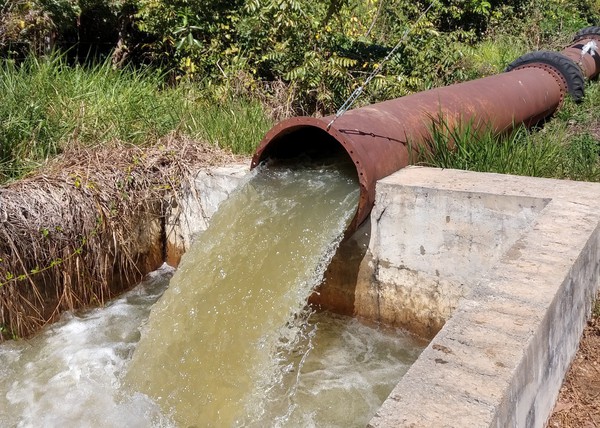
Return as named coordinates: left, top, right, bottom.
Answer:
left=563, top=27, right=600, bottom=79
left=561, top=41, right=600, bottom=79
left=251, top=29, right=599, bottom=232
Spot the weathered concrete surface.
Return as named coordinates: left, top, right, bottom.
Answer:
left=165, top=163, right=249, bottom=266
left=360, top=171, right=549, bottom=337
left=367, top=167, right=600, bottom=428
left=314, top=168, right=550, bottom=338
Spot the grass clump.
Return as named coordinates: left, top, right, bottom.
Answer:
left=0, top=54, right=273, bottom=183
left=414, top=121, right=562, bottom=177
left=415, top=120, right=599, bottom=182
left=415, top=82, right=600, bottom=182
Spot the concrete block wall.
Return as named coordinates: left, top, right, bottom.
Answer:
left=366, top=167, right=600, bottom=428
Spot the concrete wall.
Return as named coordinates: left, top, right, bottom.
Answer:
left=366, top=167, right=600, bottom=428
left=358, top=177, right=548, bottom=338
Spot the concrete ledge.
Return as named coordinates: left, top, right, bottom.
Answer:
left=165, top=163, right=250, bottom=266
left=367, top=167, right=600, bottom=428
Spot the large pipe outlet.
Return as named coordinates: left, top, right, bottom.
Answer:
left=251, top=28, right=600, bottom=232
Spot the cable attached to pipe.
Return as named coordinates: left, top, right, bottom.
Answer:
left=326, top=1, right=437, bottom=131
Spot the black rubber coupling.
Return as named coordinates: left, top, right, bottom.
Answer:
left=505, top=51, right=585, bottom=102
left=573, top=26, right=600, bottom=43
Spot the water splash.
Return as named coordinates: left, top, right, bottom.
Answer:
left=244, top=311, right=427, bottom=427
left=0, top=160, right=427, bottom=427
left=125, top=161, right=360, bottom=425
left=0, top=266, right=177, bottom=427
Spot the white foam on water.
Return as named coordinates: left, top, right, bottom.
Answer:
left=0, top=160, right=427, bottom=427
left=0, top=264, right=176, bottom=428
left=243, top=312, right=427, bottom=427
left=0, top=264, right=426, bottom=427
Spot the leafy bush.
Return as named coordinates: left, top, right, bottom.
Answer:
left=1, top=0, right=599, bottom=114
left=1, top=0, right=122, bottom=60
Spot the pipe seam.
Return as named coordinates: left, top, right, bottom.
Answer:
left=506, top=51, right=584, bottom=102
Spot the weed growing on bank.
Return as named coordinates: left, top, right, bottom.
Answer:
left=0, top=135, right=245, bottom=340
left=0, top=55, right=273, bottom=183
left=413, top=74, right=600, bottom=182
left=416, top=112, right=600, bottom=182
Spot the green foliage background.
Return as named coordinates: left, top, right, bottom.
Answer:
left=2, top=0, right=599, bottom=114
left=1, top=0, right=599, bottom=183
left=0, top=0, right=598, bottom=340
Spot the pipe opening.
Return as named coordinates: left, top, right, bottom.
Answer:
left=254, top=125, right=353, bottom=166
left=252, top=123, right=366, bottom=233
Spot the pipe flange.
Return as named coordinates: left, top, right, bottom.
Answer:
left=572, top=26, right=600, bottom=43
left=505, top=51, right=585, bottom=102
left=513, top=62, right=568, bottom=108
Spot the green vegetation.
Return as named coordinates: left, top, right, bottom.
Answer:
left=0, top=0, right=599, bottom=183
left=418, top=84, right=600, bottom=182
left=593, top=297, right=600, bottom=318
left=3, top=0, right=598, bottom=108
left=414, top=124, right=563, bottom=178
left=0, top=55, right=272, bottom=182
left=1, top=0, right=599, bottom=339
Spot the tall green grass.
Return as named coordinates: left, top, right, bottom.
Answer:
left=3, top=50, right=599, bottom=185
left=0, top=55, right=273, bottom=182
left=415, top=19, right=599, bottom=182
left=415, top=115, right=600, bottom=182
left=456, top=35, right=529, bottom=80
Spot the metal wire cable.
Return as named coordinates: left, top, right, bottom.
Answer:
left=326, top=1, right=436, bottom=130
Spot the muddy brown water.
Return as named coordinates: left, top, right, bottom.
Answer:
left=0, top=160, right=426, bottom=426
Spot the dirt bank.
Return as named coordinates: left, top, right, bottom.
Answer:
left=0, top=136, right=244, bottom=340
left=548, top=297, right=600, bottom=427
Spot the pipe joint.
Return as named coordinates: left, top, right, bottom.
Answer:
left=573, top=26, right=600, bottom=43
left=506, top=51, right=585, bottom=102
left=565, top=26, right=600, bottom=80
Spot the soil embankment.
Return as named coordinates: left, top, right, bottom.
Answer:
left=548, top=298, right=600, bottom=426
left=0, top=136, right=243, bottom=340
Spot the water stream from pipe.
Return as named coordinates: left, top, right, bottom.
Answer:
left=125, top=159, right=362, bottom=425
left=0, top=158, right=426, bottom=426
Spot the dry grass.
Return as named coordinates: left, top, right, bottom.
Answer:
left=0, top=135, right=244, bottom=340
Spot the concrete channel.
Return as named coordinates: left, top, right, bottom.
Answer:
left=167, top=164, right=600, bottom=427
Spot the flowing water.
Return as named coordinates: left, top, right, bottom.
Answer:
left=125, top=160, right=362, bottom=426
left=0, top=267, right=425, bottom=427
left=0, top=159, right=427, bottom=427
left=244, top=311, right=426, bottom=427
left=0, top=267, right=175, bottom=428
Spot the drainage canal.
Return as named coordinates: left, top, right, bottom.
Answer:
left=3, top=23, right=596, bottom=428
left=0, top=154, right=426, bottom=426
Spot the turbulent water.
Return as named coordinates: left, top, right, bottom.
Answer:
left=0, top=267, right=175, bottom=427
left=246, top=311, right=426, bottom=427
left=125, top=161, right=361, bottom=426
left=0, top=159, right=427, bottom=427
left=0, top=268, right=425, bottom=427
